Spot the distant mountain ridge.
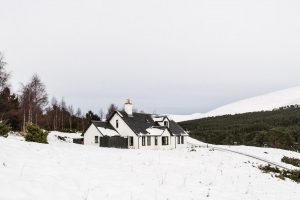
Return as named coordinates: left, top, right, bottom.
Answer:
left=170, top=86, right=300, bottom=122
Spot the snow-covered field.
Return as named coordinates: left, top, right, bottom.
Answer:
left=0, top=133, right=300, bottom=200
left=170, top=86, right=300, bottom=122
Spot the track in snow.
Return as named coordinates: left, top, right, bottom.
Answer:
left=188, top=140, right=291, bottom=170
left=212, top=146, right=290, bottom=170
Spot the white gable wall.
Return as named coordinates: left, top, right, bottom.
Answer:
left=109, top=113, right=138, bottom=149
left=84, top=124, right=102, bottom=146
left=157, top=118, right=170, bottom=127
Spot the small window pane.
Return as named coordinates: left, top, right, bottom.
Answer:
left=164, top=121, right=168, bottom=127
left=147, top=136, right=151, bottom=146
left=95, top=136, right=99, bottom=143
left=129, top=137, right=134, bottom=146
left=162, top=136, right=168, bottom=145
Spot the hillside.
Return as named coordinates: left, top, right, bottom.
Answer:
left=0, top=133, right=300, bottom=200
left=170, top=86, right=300, bottom=122
left=180, top=106, right=300, bottom=150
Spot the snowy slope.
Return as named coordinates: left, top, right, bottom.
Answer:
left=170, top=86, right=300, bottom=122
left=169, top=113, right=205, bottom=123
left=0, top=135, right=300, bottom=200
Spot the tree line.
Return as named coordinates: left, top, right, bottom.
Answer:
left=180, top=105, right=300, bottom=151
left=0, top=52, right=117, bottom=133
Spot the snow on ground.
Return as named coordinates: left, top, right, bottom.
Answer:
left=170, top=86, right=300, bottom=122
left=6, top=132, right=25, bottom=142
left=0, top=135, right=300, bottom=200
left=48, top=131, right=83, bottom=144
left=217, top=145, right=300, bottom=170
left=186, top=136, right=208, bottom=146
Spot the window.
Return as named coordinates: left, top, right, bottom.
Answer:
left=129, top=137, right=134, bottom=146
left=142, top=136, right=145, bottom=146
left=147, top=136, right=151, bottom=146
left=162, top=136, right=168, bottom=145
left=116, top=120, right=119, bottom=128
left=95, top=136, right=99, bottom=144
left=164, top=121, right=168, bottom=127
left=181, top=136, right=184, bottom=144
left=155, top=137, right=158, bottom=146
left=177, top=136, right=180, bottom=144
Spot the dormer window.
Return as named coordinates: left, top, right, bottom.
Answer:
left=116, top=120, right=119, bottom=128
left=164, top=121, right=168, bottom=127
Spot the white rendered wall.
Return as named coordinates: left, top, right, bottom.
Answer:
left=84, top=124, right=102, bottom=146
left=138, top=129, right=174, bottom=150
left=173, top=135, right=188, bottom=149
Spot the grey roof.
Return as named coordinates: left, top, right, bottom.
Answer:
left=118, top=111, right=154, bottom=134
left=169, top=120, right=187, bottom=135
left=91, top=121, right=116, bottom=131
left=117, top=111, right=187, bottom=136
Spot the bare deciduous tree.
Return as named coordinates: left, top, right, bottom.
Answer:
left=68, top=105, right=74, bottom=130
left=76, top=108, right=82, bottom=131
left=99, top=109, right=104, bottom=121
left=51, top=97, right=58, bottom=130
left=31, top=74, right=48, bottom=125
left=60, top=98, right=66, bottom=130
left=106, top=104, right=118, bottom=120
left=20, top=74, right=48, bottom=130
left=0, top=52, right=10, bottom=92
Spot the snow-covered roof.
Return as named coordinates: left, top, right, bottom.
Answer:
left=146, top=127, right=165, bottom=136
left=152, top=116, right=164, bottom=122
left=97, top=127, right=119, bottom=137
left=152, top=115, right=168, bottom=122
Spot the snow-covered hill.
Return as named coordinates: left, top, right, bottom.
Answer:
left=168, top=113, right=205, bottom=123
left=170, top=86, right=300, bottom=122
left=0, top=134, right=300, bottom=200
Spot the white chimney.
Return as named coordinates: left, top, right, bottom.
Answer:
left=124, top=99, right=133, bottom=116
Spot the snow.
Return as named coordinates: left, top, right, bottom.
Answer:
left=6, top=132, right=25, bottom=141
left=169, top=113, right=205, bottom=123
left=0, top=134, right=300, bottom=200
left=216, top=145, right=300, bottom=170
left=146, top=127, right=164, bottom=136
left=152, top=116, right=164, bottom=122
left=207, top=86, right=300, bottom=116
left=48, top=131, right=83, bottom=144
left=170, top=86, right=300, bottom=122
left=97, top=127, right=119, bottom=137
left=186, top=136, right=207, bottom=146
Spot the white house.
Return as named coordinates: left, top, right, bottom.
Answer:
left=82, top=99, right=189, bottom=149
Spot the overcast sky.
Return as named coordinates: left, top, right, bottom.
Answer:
left=1, top=0, right=300, bottom=114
